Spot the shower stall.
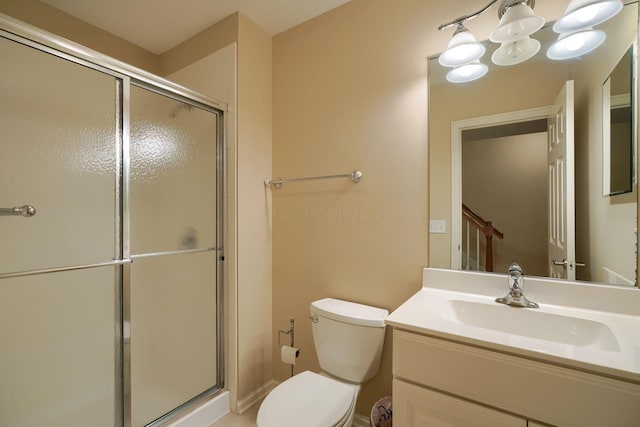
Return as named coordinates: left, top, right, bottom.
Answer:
left=0, top=15, right=225, bottom=427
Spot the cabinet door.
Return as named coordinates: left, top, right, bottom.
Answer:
left=393, top=380, right=526, bottom=427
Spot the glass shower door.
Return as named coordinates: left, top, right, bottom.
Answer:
left=0, top=25, right=224, bottom=427
left=0, top=36, right=121, bottom=427
left=128, top=85, right=220, bottom=426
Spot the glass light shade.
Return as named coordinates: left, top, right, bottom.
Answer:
left=446, top=61, right=489, bottom=83
left=546, top=28, right=606, bottom=60
left=492, top=37, right=541, bottom=66
left=490, top=3, right=545, bottom=43
left=439, top=27, right=486, bottom=67
left=553, top=0, right=623, bottom=33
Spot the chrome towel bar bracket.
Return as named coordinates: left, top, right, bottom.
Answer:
left=265, top=170, right=363, bottom=189
left=0, top=205, right=36, bottom=217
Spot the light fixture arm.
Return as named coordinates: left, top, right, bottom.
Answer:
left=438, top=0, right=499, bottom=31
left=438, top=0, right=535, bottom=31
left=498, top=0, right=536, bottom=18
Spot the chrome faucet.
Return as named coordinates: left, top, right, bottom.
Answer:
left=495, top=263, right=539, bottom=308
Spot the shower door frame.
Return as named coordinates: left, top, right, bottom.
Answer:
left=0, top=14, right=227, bottom=427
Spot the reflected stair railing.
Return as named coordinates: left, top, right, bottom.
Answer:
left=462, top=204, right=504, bottom=272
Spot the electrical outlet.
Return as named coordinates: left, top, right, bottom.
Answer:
left=429, top=219, right=446, bottom=234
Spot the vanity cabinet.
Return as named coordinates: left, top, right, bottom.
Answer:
left=392, top=329, right=640, bottom=427
left=393, top=379, right=526, bottom=426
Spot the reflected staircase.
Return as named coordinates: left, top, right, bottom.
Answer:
left=462, top=204, right=504, bottom=272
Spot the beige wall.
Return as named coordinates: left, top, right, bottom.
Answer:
left=235, top=14, right=273, bottom=406
left=0, top=0, right=160, bottom=73
left=161, top=13, right=239, bottom=76
left=272, top=0, right=569, bottom=414
left=272, top=0, right=432, bottom=414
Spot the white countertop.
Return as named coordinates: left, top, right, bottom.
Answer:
left=386, top=268, right=640, bottom=383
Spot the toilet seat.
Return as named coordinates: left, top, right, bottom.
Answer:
left=257, top=371, right=356, bottom=427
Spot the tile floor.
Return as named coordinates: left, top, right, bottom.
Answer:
left=209, top=403, right=372, bottom=427
left=209, top=402, right=259, bottom=427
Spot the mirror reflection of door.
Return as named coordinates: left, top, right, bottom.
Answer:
left=547, top=81, right=577, bottom=280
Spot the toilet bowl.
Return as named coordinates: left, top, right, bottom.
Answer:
left=257, top=298, right=388, bottom=427
left=257, top=371, right=359, bottom=427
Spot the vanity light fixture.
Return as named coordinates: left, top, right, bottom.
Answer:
left=492, top=36, right=541, bottom=66
left=446, top=61, right=489, bottom=83
left=490, top=1, right=545, bottom=43
left=436, top=0, right=621, bottom=79
left=546, top=0, right=622, bottom=61
left=553, top=0, right=624, bottom=34
left=437, top=0, right=544, bottom=82
left=438, top=24, right=486, bottom=67
left=546, top=28, right=606, bottom=60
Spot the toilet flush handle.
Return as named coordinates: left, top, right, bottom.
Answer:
left=308, top=315, right=318, bottom=323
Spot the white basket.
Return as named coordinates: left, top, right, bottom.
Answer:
left=370, top=396, right=392, bottom=427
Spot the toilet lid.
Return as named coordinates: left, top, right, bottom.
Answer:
left=257, top=371, right=355, bottom=427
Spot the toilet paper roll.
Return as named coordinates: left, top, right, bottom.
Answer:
left=280, top=345, right=300, bottom=365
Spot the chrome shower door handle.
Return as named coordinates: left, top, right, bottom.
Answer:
left=0, top=205, right=36, bottom=217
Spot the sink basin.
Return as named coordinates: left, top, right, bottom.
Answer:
left=384, top=268, right=640, bottom=382
left=443, top=300, right=620, bottom=352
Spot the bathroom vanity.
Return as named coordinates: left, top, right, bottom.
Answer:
left=386, top=268, right=640, bottom=427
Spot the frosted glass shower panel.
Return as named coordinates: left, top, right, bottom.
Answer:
left=130, top=251, right=218, bottom=426
left=0, top=266, right=117, bottom=427
left=130, top=86, right=218, bottom=255
left=0, top=37, right=118, bottom=273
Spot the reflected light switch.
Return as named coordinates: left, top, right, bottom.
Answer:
left=429, top=219, right=447, bottom=234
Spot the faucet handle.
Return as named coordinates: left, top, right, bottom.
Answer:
left=508, top=262, right=523, bottom=276
left=507, top=262, right=524, bottom=292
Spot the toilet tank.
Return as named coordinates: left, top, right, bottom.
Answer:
left=310, top=298, right=388, bottom=383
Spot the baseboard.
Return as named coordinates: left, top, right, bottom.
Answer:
left=235, top=380, right=278, bottom=414
left=353, top=413, right=370, bottom=427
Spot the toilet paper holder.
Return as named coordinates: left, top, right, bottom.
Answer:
left=278, top=319, right=296, bottom=377
left=278, top=319, right=295, bottom=347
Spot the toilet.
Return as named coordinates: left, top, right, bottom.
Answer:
left=257, top=298, right=388, bottom=427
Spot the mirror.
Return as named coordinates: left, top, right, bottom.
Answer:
left=428, top=2, right=638, bottom=287
left=603, top=46, right=635, bottom=196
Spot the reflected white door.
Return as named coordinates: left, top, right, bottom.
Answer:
left=547, top=80, right=576, bottom=280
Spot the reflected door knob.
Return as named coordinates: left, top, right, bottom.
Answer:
left=552, top=259, right=586, bottom=268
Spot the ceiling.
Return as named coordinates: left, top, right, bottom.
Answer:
left=41, top=0, right=352, bottom=54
